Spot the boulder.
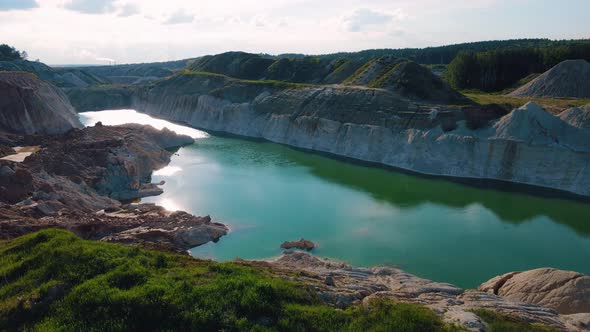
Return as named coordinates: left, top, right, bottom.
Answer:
left=281, top=238, right=315, bottom=251
left=479, top=268, right=590, bottom=314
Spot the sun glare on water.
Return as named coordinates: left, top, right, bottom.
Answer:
left=153, top=166, right=182, bottom=176
left=78, top=109, right=208, bottom=139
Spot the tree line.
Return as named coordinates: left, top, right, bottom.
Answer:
left=0, top=44, right=27, bottom=61
left=445, top=42, right=590, bottom=91
left=276, top=39, right=584, bottom=65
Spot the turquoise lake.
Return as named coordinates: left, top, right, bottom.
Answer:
left=80, top=110, right=590, bottom=288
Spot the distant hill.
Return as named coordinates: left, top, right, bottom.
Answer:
left=0, top=60, right=107, bottom=88
left=74, top=58, right=193, bottom=85
left=275, top=39, right=590, bottom=65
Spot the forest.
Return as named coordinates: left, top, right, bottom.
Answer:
left=445, top=42, right=590, bottom=91
left=0, top=44, right=27, bottom=61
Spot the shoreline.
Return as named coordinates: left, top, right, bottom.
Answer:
left=121, top=108, right=590, bottom=204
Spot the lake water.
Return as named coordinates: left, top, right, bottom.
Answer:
left=80, top=110, right=590, bottom=288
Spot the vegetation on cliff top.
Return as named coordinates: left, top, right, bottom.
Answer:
left=0, top=230, right=557, bottom=331
left=464, top=91, right=590, bottom=114
left=0, top=44, right=27, bottom=61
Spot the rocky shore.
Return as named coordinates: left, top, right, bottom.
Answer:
left=0, top=72, right=228, bottom=251
left=250, top=251, right=590, bottom=331
left=0, top=123, right=228, bottom=251
left=0, top=202, right=226, bottom=254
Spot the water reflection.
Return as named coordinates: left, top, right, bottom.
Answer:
left=291, top=152, right=590, bottom=236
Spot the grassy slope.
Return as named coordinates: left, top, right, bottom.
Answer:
left=0, top=230, right=558, bottom=331
left=464, top=91, right=590, bottom=114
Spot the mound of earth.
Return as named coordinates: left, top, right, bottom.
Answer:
left=559, top=104, right=590, bottom=129
left=509, top=59, right=590, bottom=98
left=345, top=55, right=402, bottom=86
left=368, top=60, right=467, bottom=103
left=0, top=72, right=82, bottom=135
left=479, top=268, right=590, bottom=315
left=492, top=102, right=590, bottom=150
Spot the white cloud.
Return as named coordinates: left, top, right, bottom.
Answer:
left=64, top=0, right=116, bottom=14
left=118, top=3, right=139, bottom=17
left=164, top=10, right=194, bottom=24
left=0, top=0, right=586, bottom=65
left=342, top=8, right=406, bottom=32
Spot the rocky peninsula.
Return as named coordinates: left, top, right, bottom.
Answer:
left=0, top=72, right=227, bottom=252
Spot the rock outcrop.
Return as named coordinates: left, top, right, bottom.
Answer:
left=0, top=202, right=227, bottom=253
left=281, top=238, right=315, bottom=251
left=0, top=124, right=228, bottom=252
left=251, top=252, right=590, bottom=331
left=0, top=72, right=82, bottom=134
left=479, top=268, right=590, bottom=315
left=509, top=59, right=590, bottom=98
left=19, top=124, right=193, bottom=205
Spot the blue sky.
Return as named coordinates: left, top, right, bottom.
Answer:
left=0, top=0, right=588, bottom=64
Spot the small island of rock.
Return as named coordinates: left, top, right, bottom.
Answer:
left=281, top=238, right=315, bottom=251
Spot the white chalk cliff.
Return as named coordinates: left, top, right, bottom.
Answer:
left=129, top=73, right=590, bottom=197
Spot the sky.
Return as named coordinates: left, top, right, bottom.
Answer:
left=0, top=0, right=588, bottom=65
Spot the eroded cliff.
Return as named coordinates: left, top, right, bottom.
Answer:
left=0, top=72, right=83, bottom=135
left=126, top=69, right=590, bottom=197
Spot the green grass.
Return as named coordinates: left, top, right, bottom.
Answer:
left=0, top=230, right=560, bottom=331
left=472, top=309, right=559, bottom=332
left=179, top=69, right=314, bottom=90
left=0, top=229, right=460, bottom=331
left=464, top=91, right=590, bottom=114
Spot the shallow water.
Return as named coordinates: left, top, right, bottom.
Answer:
left=80, top=110, right=590, bottom=288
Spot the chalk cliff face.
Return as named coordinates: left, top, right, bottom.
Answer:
left=128, top=70, right=590, bottom=197
left=0, top=72, right=82, bottom=135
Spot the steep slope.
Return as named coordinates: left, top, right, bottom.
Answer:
left=559, top=104, right=590, bottom=129
left=190, top=52, right=275, bottom=80
left=0, top=72, right=82, bottom=134
left=509, top=59, right=590, bottom=98
left=493, top=102, right=590, bottom=149
left=365, top=60, right=466, bottom=103
left=188, top=52, right=367, bottom=84
left=344, top=55, right=403, bottom=85
left=121, top=68, right=590, bottom=197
